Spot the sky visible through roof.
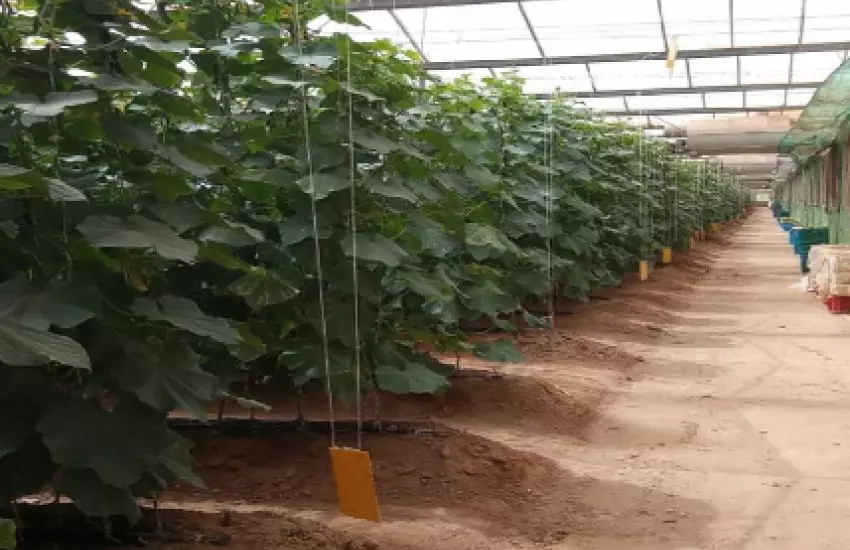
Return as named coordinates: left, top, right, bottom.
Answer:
left=315, top=0, right=850, bottom=123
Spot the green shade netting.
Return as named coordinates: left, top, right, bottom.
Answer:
left=780, top=58, right=850, bottom=162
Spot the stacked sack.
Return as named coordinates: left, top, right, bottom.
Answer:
left=807, top=245, right=850, bottom=299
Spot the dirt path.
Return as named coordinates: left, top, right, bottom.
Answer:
left=550, top=209, right=850, bottom=549
left=154, top=209, right=850, bottom=549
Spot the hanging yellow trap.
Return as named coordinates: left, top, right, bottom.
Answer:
left=330, top=446, right=382, bottom=522
left=665, top=36, right=679, bottom=76
left=638, top=260, right=649, bottom=281
left=709, top=222, right=722, bottom=233
left=662, top=247, right=673, bottom=264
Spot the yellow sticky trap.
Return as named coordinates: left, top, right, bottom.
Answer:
left=709, top=222, right=721, bottom=233
left=638, top=260, right=649, bottom=281
left=329, top=446, right=381, bottom=522
left=662, top=247, right=672, bottom=264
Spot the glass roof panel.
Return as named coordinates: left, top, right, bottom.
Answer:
left=589, top=60, right=689, bottom=91
left=803, top=0, right=850, bottom=43
left=792, top=51, right=846, bottom=83
left=579, top=97, right=628, bottom=111
left=786, top=88, right=817, bottom=107
left=659, top=0, right=730, bottom=50
left=626, top=94, right=703, bottom=111
left=511, top=66, right=595, bottom=94
left=704, top=92, right=744, bottom=108
left=733, top=0, right=801, bottom=47
left=740, top=54, right=791, bottom=84
left=689, top=56, right=738, bottom=86
left=314, top=11, right=410, bottom=47
left=745, top=89, right=787, bottom=107
left=431, top=69, right=494, bottom=84
left=523, top=0, right=664, bottom=57
left=393, top=3, right=539, bottom=62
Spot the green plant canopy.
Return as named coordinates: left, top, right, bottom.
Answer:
left=0, top=0, right=748, bottom=524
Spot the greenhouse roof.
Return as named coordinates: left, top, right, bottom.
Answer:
left=318, top=0, right=850, bottom=121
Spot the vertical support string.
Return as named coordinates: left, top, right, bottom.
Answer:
left=294, top=0, right=335, bottom=447
left=344, top=0, right=363, bottom=451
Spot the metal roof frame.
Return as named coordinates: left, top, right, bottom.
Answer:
left=342, top=0, right=845, bottom=117
left=424, top=41, right=850, bottom=71
left=534, top=81, right=820, bottom=99
left=596, top=105, right=802, bottom=116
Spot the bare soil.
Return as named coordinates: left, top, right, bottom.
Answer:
left=150, top=220, right=797, bottom=550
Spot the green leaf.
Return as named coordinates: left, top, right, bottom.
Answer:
left=281, top=49, right=337, bottom=69
left=228, top=272, right=300, bottom=310
left=112, top=340, right=217, bottom=419
left=374, top=363, right=449, bottom=395
left=0, top=318, right=90, bottom=369
left=353, top=131, right=400, bottom=154
left=473, top=338, right=525, bottom=363
left=18, top=91, right=99, bottom=117
left=279, top=218, right=328, bottom=247
left=0, top=277, right=100, bottom=330
left=132, top=295, right=240, bottom=345
left=296, top=173, right=351, bottom=200
left=262, top=76, right=310, bottom=88
left=47, top=178, right=87, bottom=202
left=152, top=437, right=204, bottom=488
left=341, top=233, right=409, bottom=267
left=162, top=145, right=216, bottom=177
left=0, top=164, right=37, bottom=190
left=54, top=468, right=141, bottom=523
left=199, top=224, right=263, bottom=247
left=367, top=181, right=419, bottom=203
left=77, top=215, right=198, bottom=262
left=150, top=202, right=206, bottom=233
left=39, top=400, right=175, bottom=488
left=80, top=74, right=157, bottom=94
left=0, top=164, right=29, bottom=178
left=0, top=519, right=15, bottom=550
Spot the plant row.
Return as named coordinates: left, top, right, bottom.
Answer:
left=0, top=0, right=748, bottom=522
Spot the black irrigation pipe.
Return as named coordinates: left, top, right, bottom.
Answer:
left=1, top=503, right=230, bottom=548
left=168, top=418, right=453, bottom=438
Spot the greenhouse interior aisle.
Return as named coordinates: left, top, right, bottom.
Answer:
left=559, top=208, right=850, bottom=549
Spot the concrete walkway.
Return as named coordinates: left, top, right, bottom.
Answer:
left=570, top=208, right=850, bottom=549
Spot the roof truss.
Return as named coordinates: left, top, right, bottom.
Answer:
left=424, top=41, right=850, bottom=71
left=534, top=81, right=820, bottom=99
left=341, top=0, right=843, bottom=117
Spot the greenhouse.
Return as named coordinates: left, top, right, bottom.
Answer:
left=1, top=0, right=850, bottom=548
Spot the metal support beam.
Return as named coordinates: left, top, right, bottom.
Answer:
left=388, top=10, right=427, bottom=61
left=423, top=41, right=850, bottom=70
left=517, top=2, right=545, bottom=60
left=597, top=105, right=805, bottom=117
left=532, top=81, right=821, bottom=99
left=786, top=0, right=807, bottom=107
left=730, top=0, right=742, bottom=87
left=685, top=59, right=693, bottom=87
left=585, top=64, right=597, bottom=93
left=656, top=0, right=669, bottom=53
left=349, top=0, right=547, bottom=10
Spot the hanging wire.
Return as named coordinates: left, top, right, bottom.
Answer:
left=343, top=0, right=363, bottom=451
left=638, top=127, right=646, bottom=262
left=294, top=0, right=336, bottom=447
left=543, top=90, right=555, bottom=334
